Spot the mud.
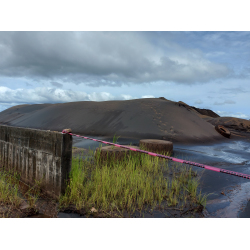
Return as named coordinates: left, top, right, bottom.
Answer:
left=57, top=203, right=204, bottom=218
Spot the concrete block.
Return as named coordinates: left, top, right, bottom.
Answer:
left=0, top=125, right=72, bottom=199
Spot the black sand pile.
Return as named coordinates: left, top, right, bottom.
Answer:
left=0, top=98, right=228, bottom=143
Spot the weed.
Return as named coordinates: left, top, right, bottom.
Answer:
left=111, top=133, right=121, bottom=149
left=112, top=133, right=120, bottom=144
left=0, top=171, right=22, bottom=208
left=60, top=145, right=207, bottom=217
left=0, top=169, right=42, bottom=217
left=23, top=179, right=42, bottom=208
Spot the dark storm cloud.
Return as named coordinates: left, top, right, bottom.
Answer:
left=0, top=32, right=231, bottom=86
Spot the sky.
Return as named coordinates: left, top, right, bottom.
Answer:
left=0, top=31, right=249, bottom=119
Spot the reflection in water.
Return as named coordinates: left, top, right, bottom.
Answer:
left=206, top=182, right=250, bottom=218
left=174, top=141, right=250, bottom=165
left=174, top=140, right=250, bottom=218
left=73, top=136, right=140, bottom=151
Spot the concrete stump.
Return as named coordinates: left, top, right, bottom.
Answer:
left=139, top=139, right=173, bottom=155
left=95, top=145, right=140, bottom=162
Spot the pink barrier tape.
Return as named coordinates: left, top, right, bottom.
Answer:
left=62, top=130, right=250, bottom=180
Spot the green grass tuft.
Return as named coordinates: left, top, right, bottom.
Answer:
left=0, top=171, right=22, bottom=207
left=60, top=145, right=207, bottom=216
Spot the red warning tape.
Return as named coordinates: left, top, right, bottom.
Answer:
left=62, top=130, right=250, bottom=180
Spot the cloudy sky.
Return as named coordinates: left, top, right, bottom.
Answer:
left=0, top=31, right=249, bottom=119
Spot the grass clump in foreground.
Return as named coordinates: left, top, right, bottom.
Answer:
left=60, top=145, right=207, bottom=217
left=0, top=169, right=41, bottom=217
left=0, top=171, right=22, bottom=208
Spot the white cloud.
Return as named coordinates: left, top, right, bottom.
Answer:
left=194, top=100, right=203, bottom=104
left=219, top=87, right=248, bottom=94
left=0, top=86, right=116, bottom=105
left=217, top=110, right=249, bottom=119
left=205, top=51, right=226, bottom=58
left=0, top=86, right=144, bottom=112
left=141, top=95, right=155, bottom=98
left=214, top=100, right=236, bottom=105
left=88, top=92, right=114, bottom=102
left=120, top=94, right=134, bottom=100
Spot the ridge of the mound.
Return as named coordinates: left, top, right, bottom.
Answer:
left=190, top=106, right=220, bottom=118
left=175, top=101, right=220, bottom=118
left=205, top=116, right=250, bottom=133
